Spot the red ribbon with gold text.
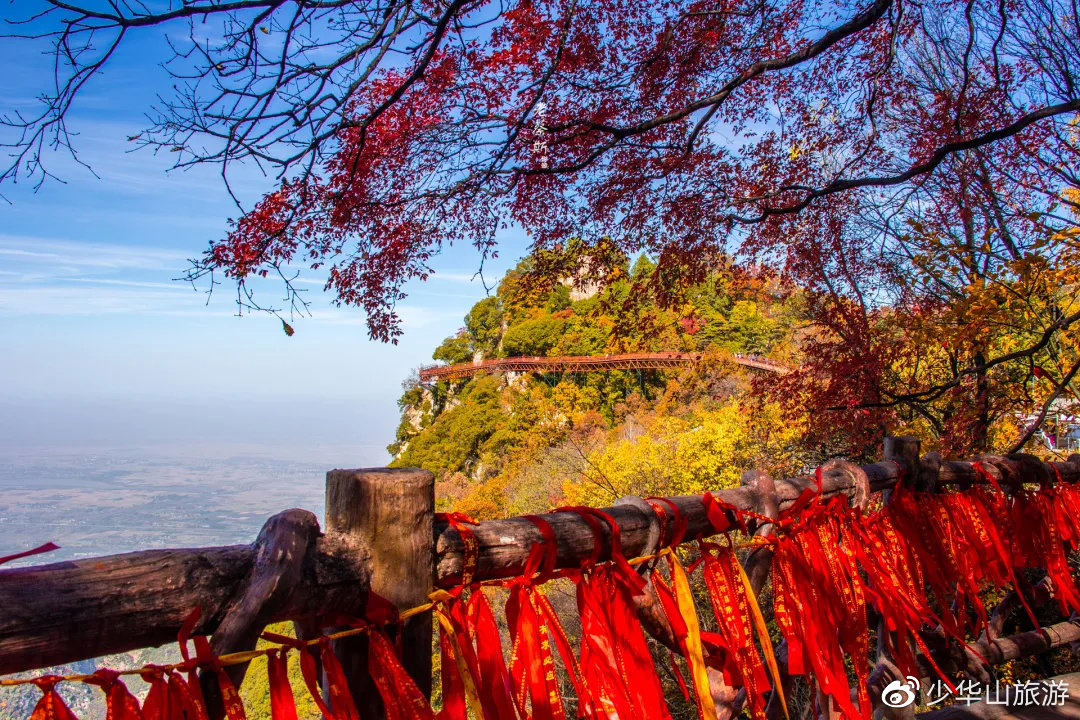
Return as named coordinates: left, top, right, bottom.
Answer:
left=555, top=506, right=671, bottom=720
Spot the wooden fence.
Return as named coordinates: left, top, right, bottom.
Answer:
left=3, top=437, right=1080, bottom=720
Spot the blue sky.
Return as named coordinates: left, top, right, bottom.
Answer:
left=0, top=23, right=527, bottom=464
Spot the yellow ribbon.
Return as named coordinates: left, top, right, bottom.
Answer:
left=430, top=589, right=487, bottom=720
left=732, top=551, right=788, bottom=719
left=665, top=547, right=719, bottom=720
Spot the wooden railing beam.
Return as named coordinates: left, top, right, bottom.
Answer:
left=3, top=449, right=1079, bottom=680
left=434, top=455, right=1080, bottom=586
left=0, top=522, right=372, bottom=676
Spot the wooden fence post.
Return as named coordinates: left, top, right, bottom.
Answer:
left=883, top=435, right=921, bottom=493
left=325, top=467, right=435, bottom=716
left=876, top=436, right=921, bottom=720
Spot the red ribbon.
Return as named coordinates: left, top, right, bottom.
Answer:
left=850, top=515, right=953, bottom=690
left=647, top=496, right=688, bottom=548
left=1014, top=488, right=1080, bottom=615
left=504, top=515, right=572, bottom=720
left=438, top=513, right=481, bottom=586
left=177, top=607, right=246, bottom=720
left=467, top=591, right=519, bottom=719
left=259, top=633, right=338, bottom=720
left=0, top=542, right=59, bottom=567
left=139, top=668, right=172, bottom=720
left=769, top=497, right=869, bottom=719
left=885, top=485, right=967, bottom=637
left=433, top=585, right=519, bottom=720
left=701, top=542, right=772, bottom=719
left=28, top=677, right=79, bottom=720
left=176, top=609, right=211, bottom=720
left=141, top=666, right=207, bottom=720
left=436, top=631, right=468, bottom=720
left=85, top=669, right=144, bottom=720
left=555, top=506, right=670, bottom=720
left=368, top=629, right=434, bottom=720
left=669, top=650, right=691, bottom=702
left=702, top=492, right=745, bottom=534
left=266, top=649, right=299, bottom=720
left=554, top=506, right=645, bottom=589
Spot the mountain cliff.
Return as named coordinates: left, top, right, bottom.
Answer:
left=390, top=251, right=807, bottom=518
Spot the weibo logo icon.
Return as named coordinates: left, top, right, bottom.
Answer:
left=881, top=677, right=920, bottom=708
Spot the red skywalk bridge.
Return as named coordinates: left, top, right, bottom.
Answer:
left=418, top=351, right=789, bottom=383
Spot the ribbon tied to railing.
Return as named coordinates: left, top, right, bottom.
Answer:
left=10, top=458, right=1080, bottom=720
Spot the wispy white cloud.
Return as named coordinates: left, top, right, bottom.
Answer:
left=307, top=304, right=464, bottom=330
left=296, top=271, right=484, bottom=300
left=0, top=234, right=190, bottom=272
left=428, top=271, right=483, bottom=284
left=67, top=278, right=182, bottom=289
left=0, top=285, right=218, bottom=316
left=409, top=289, right=489, bottom=301
left=0, top=93, right=43, bottom=110
left=396, top=305, right=467, bottom=329
left=0, top=235, right=214, bottom=315
left=0, top=232, right=480, bottom=325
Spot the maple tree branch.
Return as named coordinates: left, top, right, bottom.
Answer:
left=734, top=98, right=1080, bottom=222
left=336, top=0, right=473, bottom=180
left=825, top=308, right=1080, bottom=412
left=2, top=0, right=488, bottom=186
left=546, top=0, right=894, bottom=145
left=5, top=0, right=1077, bottom=352
left=1007, top=356, right=1080, bottom=454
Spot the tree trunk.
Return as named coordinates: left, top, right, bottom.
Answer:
left=972, top=348, right=990, bottom=452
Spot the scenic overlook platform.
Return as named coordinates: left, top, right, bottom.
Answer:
left=417, top=351, right=789, bottom=383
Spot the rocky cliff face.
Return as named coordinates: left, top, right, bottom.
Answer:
left=566, top=277, right=602, bottom=301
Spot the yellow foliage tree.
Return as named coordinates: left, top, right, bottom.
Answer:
left=886, top=180, right=1080, bottom=456
left=565, top=400, right=803, bottom=507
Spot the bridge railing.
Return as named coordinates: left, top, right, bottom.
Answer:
left=3, top=438, right=1080, bottom=719
left=417, top=351, right=791, bottom=383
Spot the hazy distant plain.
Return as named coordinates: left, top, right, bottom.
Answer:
left=0, top=443, right=389, bottom=563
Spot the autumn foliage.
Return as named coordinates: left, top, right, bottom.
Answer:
left=203, top=0, right=1079, bottom=454
left=8, top=0, right=1080, bottom=454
